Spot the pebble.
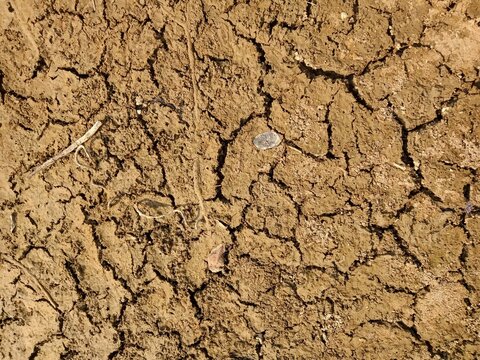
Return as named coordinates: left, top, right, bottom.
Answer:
left=253, top=131, right=282, bottom=150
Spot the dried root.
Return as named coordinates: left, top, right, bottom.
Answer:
left=133, top=199, right=188, bottom=228
left=160, top=6, right=211, bottom=230
left=193, top=158, right=211, bottom=229
left=74, top=145, right=94, bottom=169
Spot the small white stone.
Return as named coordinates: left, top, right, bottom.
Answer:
left=294, top=51, right=303, bottom=61
left=414, top=159, right=420, bottom=171
left=340, top=12, right=348, bottom=20
left=253, top=131, right=282, bottom=150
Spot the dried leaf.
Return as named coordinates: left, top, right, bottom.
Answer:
left=206, top=244, right=226, bottom=273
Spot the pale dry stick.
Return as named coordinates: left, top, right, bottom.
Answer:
left=193, top=158, right=210, bottom=229
left=10, top=212, right=17, bottom=233
left=1, top=255, right=60, bottom=312
left=287, top=145, right=303, bottom=154
left=390, top=162, right=407, bottom=171
left=185, top=6, right=211, bottom=228
left=160, top=5, right=211, bottom=229
left=29, top=121, right=103, bottom=176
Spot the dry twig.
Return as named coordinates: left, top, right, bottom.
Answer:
left=29, top=121, right=102, bottom=176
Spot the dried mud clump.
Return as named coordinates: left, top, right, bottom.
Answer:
left=1, top=0, right=479, bottom=359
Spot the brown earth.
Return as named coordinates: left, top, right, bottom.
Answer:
left=1, top=0, right=480, bottom=359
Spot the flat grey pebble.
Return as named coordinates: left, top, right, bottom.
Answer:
left=253, top=131, right=282, bottom=150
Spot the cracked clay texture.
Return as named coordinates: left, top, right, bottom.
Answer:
left=1, top=0, right=480, bottom=359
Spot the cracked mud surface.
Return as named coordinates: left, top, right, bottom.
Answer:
left=1, top=0, right=480, bottom=359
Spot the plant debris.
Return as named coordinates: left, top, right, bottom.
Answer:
left=29, top=121, right=103, bottom=176
left=133, top=198, right=188, bottom=226
left=10, top=212, right=17, bottom=233
left=206, top=243, right=226, bottom=273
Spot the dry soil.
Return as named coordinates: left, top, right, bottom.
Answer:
left=1, top=0, right=480, bottom=359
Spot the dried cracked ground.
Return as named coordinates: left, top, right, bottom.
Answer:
left=1, top=0, right=480, bottom=359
